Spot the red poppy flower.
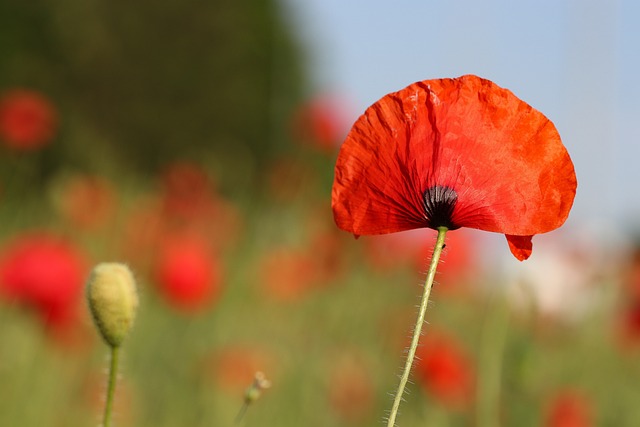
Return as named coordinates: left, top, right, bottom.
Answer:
left=545, top=389, right=593, bottom=427
left=332, top=75, right=576, bottom=260
left=155, top=234, right=222, bottom=311
left=0, top=233, right=87, bottom=329
left=414, top=332, right=474, bottom=409
left=0, top=89, right=58, bottom=150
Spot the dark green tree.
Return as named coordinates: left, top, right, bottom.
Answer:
left=0, top=0, right=306, bottom=193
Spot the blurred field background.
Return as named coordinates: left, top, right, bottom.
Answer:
left=1, top=1, right=640, bottom=426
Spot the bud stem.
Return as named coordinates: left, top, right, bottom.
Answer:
left=386, top=226, right=448, bottom=427
left=103, top=345, right=120, bottom=427
left=234, top=402, right=248, bottom=425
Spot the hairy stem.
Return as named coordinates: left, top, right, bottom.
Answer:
left=103, top=345, right=120, bottom=427
left=386, top=226, right=448, bottom=427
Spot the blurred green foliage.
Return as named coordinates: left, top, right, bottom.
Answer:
left=0, top=0, right=304, bottom=191
left=1, top=208, right=639, bottom=427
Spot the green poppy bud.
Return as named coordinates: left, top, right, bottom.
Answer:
left=86, top=263, right=138, bottom=348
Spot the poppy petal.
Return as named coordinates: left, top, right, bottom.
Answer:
left=506, top=235, right=533, bottom=261
left=332, top=75, right=576, bottom=259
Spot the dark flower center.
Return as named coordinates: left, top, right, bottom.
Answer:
left=423, top=185, right=459, bottom=230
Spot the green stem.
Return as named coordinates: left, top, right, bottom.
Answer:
left=386, top=227, right=448, bottom=427
left=234, top=402, right=248, bottom=425
left=103, top=345, right=120, bottom=427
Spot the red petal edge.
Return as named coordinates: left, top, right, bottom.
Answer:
left=506, top=235, right=533, bottom=261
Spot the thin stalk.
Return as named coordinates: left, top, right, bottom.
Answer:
left=386, top=226, right=448, bottom=427
left=234, top=402, right=248, bottom=425
left=103, top=345, right=120, bottom=427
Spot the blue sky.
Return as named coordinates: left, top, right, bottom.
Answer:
left=283, top=0, right=640, bottom=230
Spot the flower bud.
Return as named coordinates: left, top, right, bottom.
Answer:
left=244, top=371, right=272, bottom=404
left=86, top=263, right=138, bottom=347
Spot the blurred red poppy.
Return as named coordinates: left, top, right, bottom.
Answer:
left=0, top=233, right=87, bottom=330
left=292, top=95, right=349, bottom=152
left=119, top=196, right=165, bottom=272
left=309, top=231, right=346, bottom=285
left=362, top=228, right=478, bottom=286
left=545, top=389, right=593, bottom=427
left=623, top=244, right=640, bottom=300
left=0, top=89, right=58, bottom=150
left=326, top=351, right=375, bottom=423
left=160, top=161, right=216, bottom=220
left=615, top=245, right=640, bottom=349
left=616, top=299, right=640, bottom=349
left=332, top=75, right=576, bottom=260
left=414, top=332, right=474, bottom=409
left=159, top=161, right=244, bottom=249
left=155, top=234, right=222, bottom=311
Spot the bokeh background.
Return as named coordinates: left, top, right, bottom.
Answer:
left=0, top=0, right=639, bottom=426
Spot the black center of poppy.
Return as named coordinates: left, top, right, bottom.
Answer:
left=423, top=185, right=459, bottom=230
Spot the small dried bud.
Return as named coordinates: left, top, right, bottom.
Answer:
left=86, top=263, right=138, bottom=347
left=235, top=371, right=272, bottom=423
left=244, top=371, right=272, bottom=404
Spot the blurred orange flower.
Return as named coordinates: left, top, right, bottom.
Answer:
left=332, top=75, right=576, bottom=261
left=259, top=248, right=317, bottom=301
left=544, top=389, right=593, bottom=427
left=205, top=345, right=276, bottom=394
left=0, top=232, right=87, bottom=331
left=258, top=227, right=346, bottom=301
left=0, top=89, right=58, bottom=150
left=119, top=197, right=165, bottom=272
left=54, top=174, right=116, bottom=230
left=326, top=350, right=375, bottom=423
left=414, top=332, right=474, bottom=409
left=308, top=231, right=346, bottom=285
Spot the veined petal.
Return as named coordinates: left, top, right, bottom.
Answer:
left=332, top=75, right=576, bottom=259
